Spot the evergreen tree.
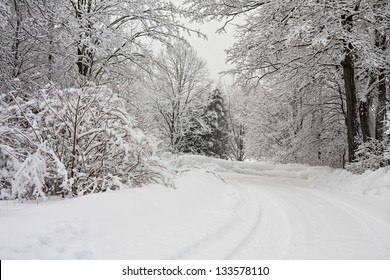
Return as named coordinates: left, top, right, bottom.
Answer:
left=180, top=107, right=209, bottom=155
left=202, top=88, right=229, bottom=159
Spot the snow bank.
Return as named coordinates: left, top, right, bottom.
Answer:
left=308, top=167, right=390, bottom=196
left=0, top=170, right=241, bottom=259
left=172, top=155, right=390, bottom=196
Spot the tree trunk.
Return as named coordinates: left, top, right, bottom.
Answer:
left=376, top=70, right=386, bottom=142
left=11, top=0, right=23, bottom=78
left=340, top=4, right=361, bottom=163
left=47, top=0, right=54, bottom=81
left=375, top=31, right=387, bottom=142
left=70, top=96, right=81, bottom=196
left=237, top=125, right=245, bottom=161
left=75, top=0, right=94, bottom=77
left=359, top=100, right=371, bottom=142
left=341, top=54, right=359, bottom=162
left=359, top=74, right=374, bottom=142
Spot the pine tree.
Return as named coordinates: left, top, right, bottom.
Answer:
left=202, top=88, right=229, bottom=159
left=180, top=107, right=209, bottom=155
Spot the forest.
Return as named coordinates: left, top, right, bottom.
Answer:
left=0, top=0, right=389, bottom=200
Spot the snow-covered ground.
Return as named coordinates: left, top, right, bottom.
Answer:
left=1, top=156, right=390, bottom=259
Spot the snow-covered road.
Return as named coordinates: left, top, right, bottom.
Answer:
left=1, top=166, right=390, bottom=259
left=179, top=173, right=390, bottom=259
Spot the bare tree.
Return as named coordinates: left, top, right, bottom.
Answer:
left=147, top=41, right=213, bottom=152
left=225, top=86, right=247, bottom=161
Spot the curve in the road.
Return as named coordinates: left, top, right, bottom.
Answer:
left=176, top=173, right=390, bottom=259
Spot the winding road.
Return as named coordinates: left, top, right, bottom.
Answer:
left=178, top=173, right=390, bottom=259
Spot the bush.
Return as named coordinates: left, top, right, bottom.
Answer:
left=347, top=139, right=389, bottom=174
left=1, top=84, right=171, bottom=199
left=0, top=144, right=19, bottom=199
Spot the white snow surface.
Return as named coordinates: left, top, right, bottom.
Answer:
left=1, top=155, right=390, bottom=259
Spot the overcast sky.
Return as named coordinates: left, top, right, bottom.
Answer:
left=171, top=0, right=237, bottom=85
left=184, top=20, right=236, bottom=85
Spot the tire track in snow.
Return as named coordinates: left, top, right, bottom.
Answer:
left=296, top=188, right=390, bottom=256
left=172, top=172, right=390, bottom=259
left=172, top=176, right=292, bottom=260
left=225, top=181, right=292, bottom=259
left=239, top=175, right=390, bottom=259
left=171, top=182, right=265, bottom=259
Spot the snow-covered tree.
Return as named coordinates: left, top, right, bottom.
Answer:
left=0, top=0, right=71, bottom=92
left=146, top=41, right=213, bottom=153
left=0, top=0, right=202, bottom=93
left=38, top=84, right=170, bottom=196
left=201, top=88, right=229, bottom=159
left=0, top=84, right=170, bottom=199
left=67, top=0, right=203, bottom=84
left=225, top=86, right=247, bottom=161
left=241, top=72, right=347, bottom=167
left=184, top=0, right=390, bottom=168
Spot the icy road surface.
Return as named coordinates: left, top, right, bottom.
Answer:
left=0, top=169, right=389, bottom=259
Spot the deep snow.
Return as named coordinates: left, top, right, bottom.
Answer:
left=1, top=156, right=389, bottom=259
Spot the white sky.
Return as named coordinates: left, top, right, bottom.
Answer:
left=172, top=0, right=237, bottom=85
left=184, top=20, right=236, bottom=85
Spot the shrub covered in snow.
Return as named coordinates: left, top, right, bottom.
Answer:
left=10, top=143, right=69, bottom=200
left=347, top=139, right=390, bottom=174
left=0, top=145, right=19, bottom=199
left=0, top=84, right=171, bottom=199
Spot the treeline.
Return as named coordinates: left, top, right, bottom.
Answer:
left=0, top=1, right=238, bottom=200
left=0, top=0, right=195, bottom=200
left=185, top=0, right=390, bottom=171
